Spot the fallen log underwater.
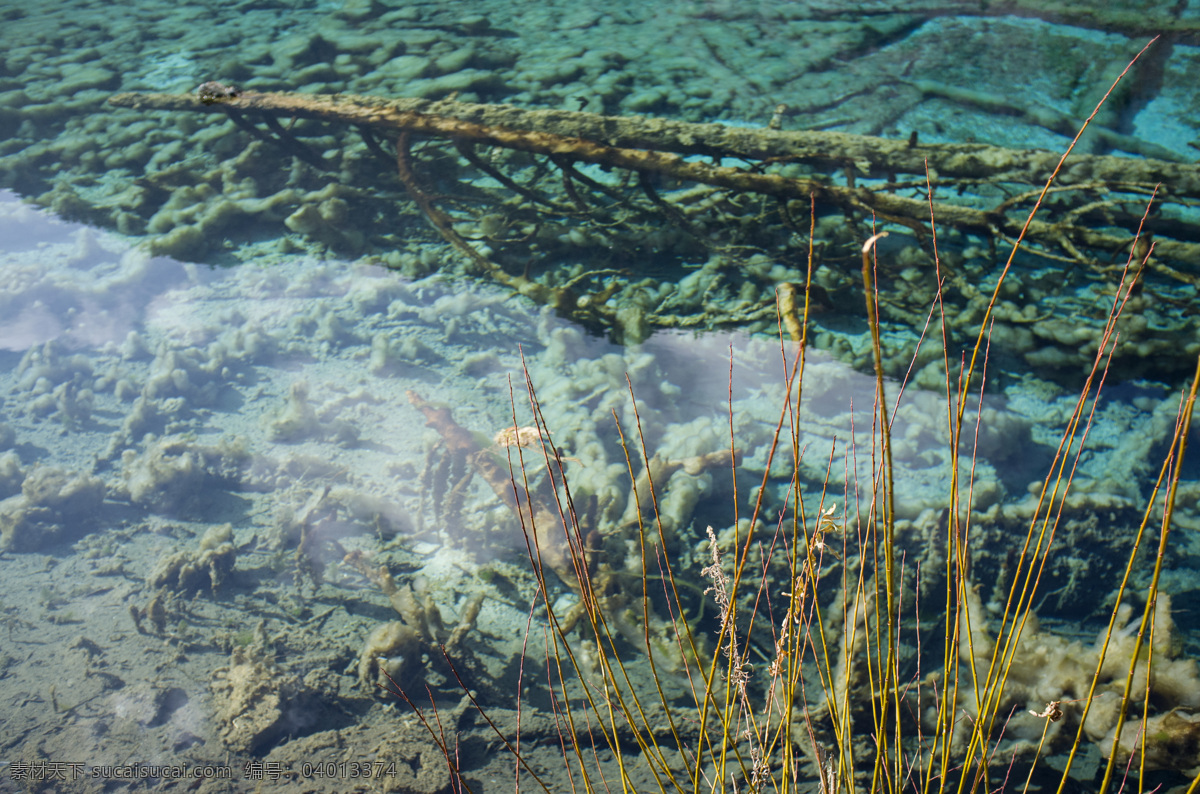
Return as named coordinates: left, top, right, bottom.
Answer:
left=108, top=87, right=1200, bottom=348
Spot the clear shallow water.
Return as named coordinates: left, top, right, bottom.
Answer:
left=2, top=1, right=1199, bottom=791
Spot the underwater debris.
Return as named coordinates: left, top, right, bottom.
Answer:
left=212, top=637, right=301, bottom=754
left=346, top=549, right=486, bottom=695
left=195, top=81, right=242, bottom=104
left=108, top=88, right=1200, bottom=197
left=267, top=380, right=360, bottom=447
left=107, top=89, right=1200, bottom=273
left=1102, top=709, right=1200, bottom=774
left=407, top=389, right=583, bottom=592
left=493, top=424, right=543, bottom=448
left=0, top=451, right=22, bottom=498
left=106, top=87, right=1200, bottom=373
left=128, top=587, right=171, bottom=636
left=0, top=466, right=106, bottom=552
left=148, top=522, right=237, bottom=593
left=119, top=434, right=254, bottom=515
left=356, top=619, right=420, bottom=692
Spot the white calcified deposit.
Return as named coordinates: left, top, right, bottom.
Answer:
left=0, top=189, right=1192, bottom=576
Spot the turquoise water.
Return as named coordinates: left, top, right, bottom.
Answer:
left=2, top=1, right=1199, bottom=791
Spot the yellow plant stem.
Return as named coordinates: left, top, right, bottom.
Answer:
left=1095, top=354, right=1200, bottom=794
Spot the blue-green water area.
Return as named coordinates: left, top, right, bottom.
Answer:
left=1, top=1, right=1199, bottom=791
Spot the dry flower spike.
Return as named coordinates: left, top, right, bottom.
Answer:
left=1030, top=701, right=1064, bottom=721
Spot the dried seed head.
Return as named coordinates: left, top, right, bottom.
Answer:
left=494, top=425, right=543, bottom=448
left=1029, top=701, right=1063, bottom=721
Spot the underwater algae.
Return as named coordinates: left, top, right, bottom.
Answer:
left=2, top=1, right=1200, bottom=792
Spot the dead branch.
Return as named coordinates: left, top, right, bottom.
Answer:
left=108, top=89, right=1200, bottom=291
left=108, top=90, right=1200, bottom=198
left=406, top=390, right=586, bottom=594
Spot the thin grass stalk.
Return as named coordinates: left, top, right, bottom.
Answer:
left=515, top=595, right=545, bottom=790
left=609, top=402, right=705, bottom=782
left=387, top=401, right=563, bottom=794
left=859, top=229, right=900, bottom=793
left=1053, top=370, right=1194, bottom=792
left=782, top=193, right=868, bottom=794
left=961, top=188, right=1155, bottom=794
left=936, top=328, right=995, bottom=793
left=1019, top=709, right=1057, bottom=794
left=725, top=364, right=827, bottom=793
left=749, top=508, right=794, bottom=785
left=773, top=346, right=815, bottom=769
left=962, top=321, right=994, bottom=713
left=505, top=365, right=673, bottom=791
left=582, top=364, right=779, bottom=791
left=805, top=456, right=851, bottom=751
left=973, top=194, right=1147, bottom=794
left=787, top=453, right=853, bottom=790
left=963, top=255, right=1135, bottom=794
left=954, top=36, right=1157, bottom=422
left=955, top=76, right=1155, bottom=745
left=723, top=346, right=777, bottom=789
left=502, top=376, right=610, bottom=787
left=757, top=520, right=795, bottom=787
left=663, top=195, right=828, bottom=794
left=538, top=627, right=585, bottom=794
left=715, top=283, right=820, bottom=791
left=940, top=40, right=1158, bottom=794
left=863, top=207, right=947, bottom=793
left=383, top=680, right=485, bottom=793
left=903, top=564, right=931, bottom=791
left=1184, top=759, right=1200, bottom=794
left=717, top=526, right=766, bottom=783
left=960, top=269, right=1111, bottom=794
left=444, top=656, right=562, bottom=793
left=1138, top=606, right=1160, bottom=790
left=773, top=196, right=860, bottom=792
left=608, top=392, right=734, bottom=792
left=529, top=551, right=620, bottom=789
left=778, top=191, right=819, bottom=794
left=919, top=159, right=965, bottom=794
left=921, top=42, right=1152, bottom=789
left=689, top=198, right=840, bottom=792
left=425, top=686, right=466, bottom=792
left=518, top=377, right=692, bottom=793
left=739, top=524, right=792, bottom=790
left=842, top=389, right=878, bottom=791
left=412, top=40, right=1178, bottom=792
left=1095, top=355, right=1200, bottom=794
